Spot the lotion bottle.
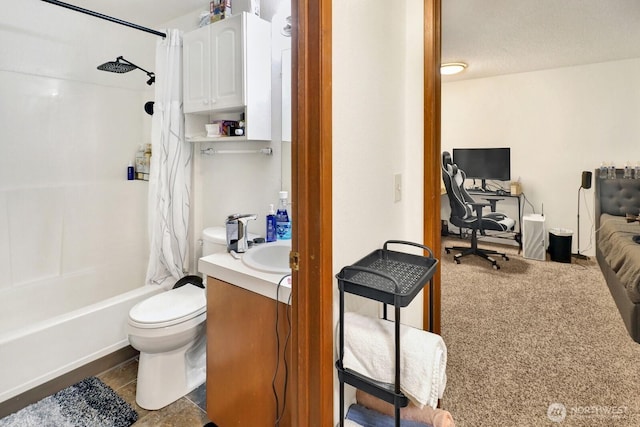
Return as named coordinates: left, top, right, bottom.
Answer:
left=266, top=204, right=277, bottom=242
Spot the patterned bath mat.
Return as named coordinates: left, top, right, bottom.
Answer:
left=0, top=377, right=138, bottom=427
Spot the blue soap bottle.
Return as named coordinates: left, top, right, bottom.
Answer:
left=266, top=204, right=277, bottom=242
left=276, top=191, right=291, bottom=240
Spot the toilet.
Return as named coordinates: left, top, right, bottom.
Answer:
left=126, top=227, right=228, bottom=410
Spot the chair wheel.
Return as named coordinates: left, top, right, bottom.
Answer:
left=445, top=249, right=451, bottom=254
left=454, top=259, right=460, bottom=264
left=503, top=255, right=509, bottom=261
left=493, top=264, right=500, bottom=270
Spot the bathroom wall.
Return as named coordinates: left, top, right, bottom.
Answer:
left=0, top=1, right=155, bottom=319
left=163, top=0, right=290, bottom=264
left=332, top=0, right=425, bottom=420
left=332, top=0, right=426, bottom=322
left=442, top=58, right=640, bottom=256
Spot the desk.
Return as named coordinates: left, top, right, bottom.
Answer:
left=467, top=190, right=524, bottom=249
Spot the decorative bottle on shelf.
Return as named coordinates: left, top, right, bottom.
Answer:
left=275, top=191, right=292, bottom=240
left=607, top=161, right=616, bottom=179
left=599, top=162, right=608, bottom=179
left=624, top=162, right=633, bottom=179
left=266, top=204, right=277, bottom=242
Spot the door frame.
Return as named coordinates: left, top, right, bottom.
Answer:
left=290, top=1, right=441, bottom=424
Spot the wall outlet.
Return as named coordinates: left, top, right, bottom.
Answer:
left=394, top=173, right=402, bottom=202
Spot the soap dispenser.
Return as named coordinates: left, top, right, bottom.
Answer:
left=276, top=191, right=292, bottom=240
left=266, top=204, right=277, bottom=242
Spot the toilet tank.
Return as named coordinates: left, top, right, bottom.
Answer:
left=202, top=227, right=228, bottom=256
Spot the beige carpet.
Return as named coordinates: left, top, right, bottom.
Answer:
left=439, top=238, right=640, bottom=427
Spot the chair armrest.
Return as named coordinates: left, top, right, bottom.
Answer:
left=469, top=202, right=490, bottom=219
left=469, top=202, right=490, bottom=235
left=482, top=197, right=504, bottom=212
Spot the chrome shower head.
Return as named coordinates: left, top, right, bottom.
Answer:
left=97, top=56, right=137, bottom=73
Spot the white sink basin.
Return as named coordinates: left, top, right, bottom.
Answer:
left=242, top=241, right=292, bottom=274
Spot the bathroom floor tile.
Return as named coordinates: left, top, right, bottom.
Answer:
left=185, top=382, right=207, bottom=412
left=133, top=397, right=210, bottom=427
left=97, top=357, right=139, bottom=391
left=96, top=357, right=211, bottom=426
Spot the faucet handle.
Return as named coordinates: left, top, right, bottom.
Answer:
left=228, top=213, right=257, bottom=221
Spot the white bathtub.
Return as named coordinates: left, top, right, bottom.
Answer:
left=0, top=282, right=162, bottom=403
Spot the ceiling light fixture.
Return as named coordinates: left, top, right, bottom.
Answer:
left=440, top=62, right=467, bottom=75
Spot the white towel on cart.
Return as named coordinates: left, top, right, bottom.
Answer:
left=341, top=311, right=447, bottom=409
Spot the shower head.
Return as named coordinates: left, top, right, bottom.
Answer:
left=97, top=56, right=137, bottom=73
left=97, top=56, right=155, bottom=85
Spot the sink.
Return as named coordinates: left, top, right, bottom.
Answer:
left=242, top=241, right=292, bottom=274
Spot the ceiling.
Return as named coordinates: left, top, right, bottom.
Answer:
left=65, top=0, right=640, bottom=81
left=442, top=0, right=640, bottom=81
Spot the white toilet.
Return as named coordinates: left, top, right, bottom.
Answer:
left=126, top=227, right=228, bottom=410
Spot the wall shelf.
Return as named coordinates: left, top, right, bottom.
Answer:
left=186, top=135, right=248, bottom=143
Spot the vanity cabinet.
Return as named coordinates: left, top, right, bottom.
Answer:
left=183, top=12, right=271, bottom=141
left=206, top=277, right=291, bottom=426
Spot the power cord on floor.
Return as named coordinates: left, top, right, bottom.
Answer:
left=272, top=275, right=292, bottom=427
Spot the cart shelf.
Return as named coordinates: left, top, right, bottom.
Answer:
left=336, top=240, right=438, bottom=427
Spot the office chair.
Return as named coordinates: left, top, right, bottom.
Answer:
left=441, top=151, right=515, bottom=269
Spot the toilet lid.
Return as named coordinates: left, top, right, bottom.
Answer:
left=129, top=284, right=206, bottom=326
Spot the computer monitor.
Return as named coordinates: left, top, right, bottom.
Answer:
left=452, top=147, right=511, bottom=190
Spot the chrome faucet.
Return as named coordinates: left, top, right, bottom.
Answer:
left=225, top=213, right=257, bottom=253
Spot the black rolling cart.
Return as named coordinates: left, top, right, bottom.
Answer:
left=335, top=240, right=439, bottom=427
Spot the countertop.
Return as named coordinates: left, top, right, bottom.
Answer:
left=198, top=249, right=292, bottom=305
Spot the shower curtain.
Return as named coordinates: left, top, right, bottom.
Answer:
left=145, top=29, right=192, bottom=287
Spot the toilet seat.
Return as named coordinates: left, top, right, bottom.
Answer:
left=129, top=284, right=206, bottom=329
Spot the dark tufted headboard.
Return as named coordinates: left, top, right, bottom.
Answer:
left=595, top=169, right=640, bottom=229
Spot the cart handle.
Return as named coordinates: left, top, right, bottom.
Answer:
left=337, top=265, right=401, bottom=294
left=383, top=240, right=434, bottom=258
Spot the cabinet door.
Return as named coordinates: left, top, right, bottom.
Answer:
left=183, top=25, right=211, bottom=113
left=210, top=16, right=244, bottom=110
left=281, top=48, right=292, bottom=142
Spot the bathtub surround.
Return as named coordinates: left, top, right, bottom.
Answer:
left=145, top=29, right=192, bottom=287
left=0, top=0, right=156, bottom=405
left=0, top=377, right=138, bottom=427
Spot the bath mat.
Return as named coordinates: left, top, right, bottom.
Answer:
left=0, top=377, right=138, bottom=427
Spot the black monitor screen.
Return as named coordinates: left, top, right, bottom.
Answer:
left=452, top=148, right=511, bottom=181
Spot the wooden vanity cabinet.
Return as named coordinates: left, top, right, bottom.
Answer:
left=206, top=277, right=291, bottom=426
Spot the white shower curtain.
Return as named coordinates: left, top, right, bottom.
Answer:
left=145, top=29, right=192, bottom=287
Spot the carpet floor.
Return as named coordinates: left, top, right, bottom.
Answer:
left=0, top=377, right=137, bottom=427
left=439, top=238, right=640, bottom=427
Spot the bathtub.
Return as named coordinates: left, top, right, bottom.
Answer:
left=0, top=282, right=162, bottom=403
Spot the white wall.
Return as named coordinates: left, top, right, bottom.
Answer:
left=0, top=1, right=154, bottom=313
left=165, top=2, right=289, bottom=266
left=442, top=58, right=640, bottom=256
left=333, top=0, right=425, bottom=419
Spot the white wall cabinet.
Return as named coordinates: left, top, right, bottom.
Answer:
left=183, top=12, right=271, bottom=141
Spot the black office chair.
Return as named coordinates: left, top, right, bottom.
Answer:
left=441, top=151, right=515, bottom=269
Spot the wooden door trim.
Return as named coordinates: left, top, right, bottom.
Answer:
left=291, top=0, right=333, bottom=425
left=290, top=0, right=440, bottom=424
left=423, top=0, right=442, bottom=334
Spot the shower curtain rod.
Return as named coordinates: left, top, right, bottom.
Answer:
left=41, top=0, right=166, bottom=38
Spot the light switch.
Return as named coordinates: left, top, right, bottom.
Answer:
left=394, top=173, right=402, bottom=202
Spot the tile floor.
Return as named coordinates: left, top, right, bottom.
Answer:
left=97, top=357, right=211, bottom=427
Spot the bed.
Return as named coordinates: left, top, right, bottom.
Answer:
left=595, top=168, right=640, bottom=343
